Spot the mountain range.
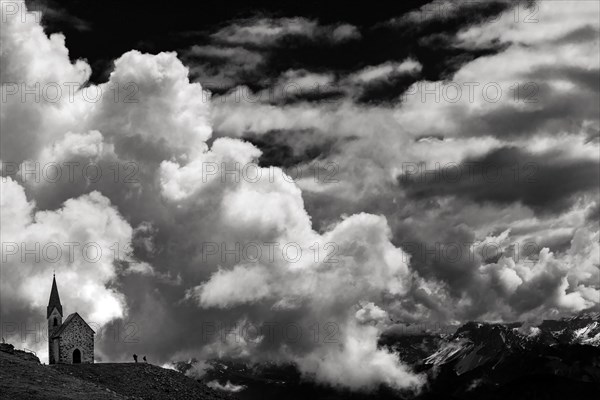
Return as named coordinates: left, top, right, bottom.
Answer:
left=186, top=312, right=600, bottom=399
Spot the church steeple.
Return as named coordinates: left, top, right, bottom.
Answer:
left=47, top=274, right=64, bottom=364
left=47, top=274, right=63, bottom=318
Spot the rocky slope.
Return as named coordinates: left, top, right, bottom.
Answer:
left=422, top=312, right=600, bottom=373
left=410, top=313, right=600, bottom=399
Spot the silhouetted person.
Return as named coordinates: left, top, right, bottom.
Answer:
left=133, top=353, right=138, bottom=363
left=143, top=356, right=147, bottom=363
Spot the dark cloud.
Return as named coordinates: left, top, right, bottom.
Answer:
left=183, top=45, right=267, bottom=93
left=475, top=95, right=598, bottom=138
left=553, top=25, right=600, bottom=45
left=398, top=223, right=480, bottom=294
left=399, top=146, right=600, bottom=214
left=526, top=66, right=600, bottom=93
left=354, top=72, right=419, bottom=104
left=28, top=0, right=91, bottom=31
left=242, top=130, right=355, bottom=168
left=586, top=202, right=600, bottom=227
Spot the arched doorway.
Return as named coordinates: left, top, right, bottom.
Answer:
left=72, top=349, right=81, bottom=364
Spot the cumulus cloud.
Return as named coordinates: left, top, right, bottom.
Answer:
left=180, top=209, right=425, bottom=390
left=162, top=135, right=425, bottom=388
left=0, top=177, right=133, bottom=359
left=212, top=1, right=596, bottom=326
left=1, top=0, right=598, bottom=392
left=478, top=227, right=600, bottom=318
left=0, top=178, right=131, bottom=319
left=295, top=321, right=424, bottom=391
left=0, top=1, right=427, bottom=391
left=355, top=302, right=389, bottom=325
left=0, top=0, right=90, bottom=163
left=90, top=50, right=212, bottom=160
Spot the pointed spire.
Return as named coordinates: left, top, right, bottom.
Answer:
left=47, top=274, right=62, bottom=318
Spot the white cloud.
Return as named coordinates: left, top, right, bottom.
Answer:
left=0, top=178, right=132, bottom=346
left=348, top=59, right=422, bottom=83
left=331, top=23, right=361, bottom=42
left=189, top=264, right=272, bottom=308
left=211, top=17, right=360, bottom=46
left=295, top=321, right=424, bottom=391
left=91, top=50, right=212, bottom=159
left=207, top=380, right=247, bottom=393
left=457, top=1, right=599, bottom=48
left=355, top=302, right=389, bottom=325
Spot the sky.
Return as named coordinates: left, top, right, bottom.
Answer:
left=1, top=0, right=599, bottom=392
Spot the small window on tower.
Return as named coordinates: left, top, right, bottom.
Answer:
left=53, top=317, right=58, bottom=326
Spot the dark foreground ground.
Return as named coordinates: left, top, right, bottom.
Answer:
left=0, top=349, right=229, bottom=400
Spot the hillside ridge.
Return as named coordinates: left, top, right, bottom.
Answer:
left=0, top=348, right=229, bottom=400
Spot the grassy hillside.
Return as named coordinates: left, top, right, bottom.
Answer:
left=0, top=349, right=229, bottom=400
